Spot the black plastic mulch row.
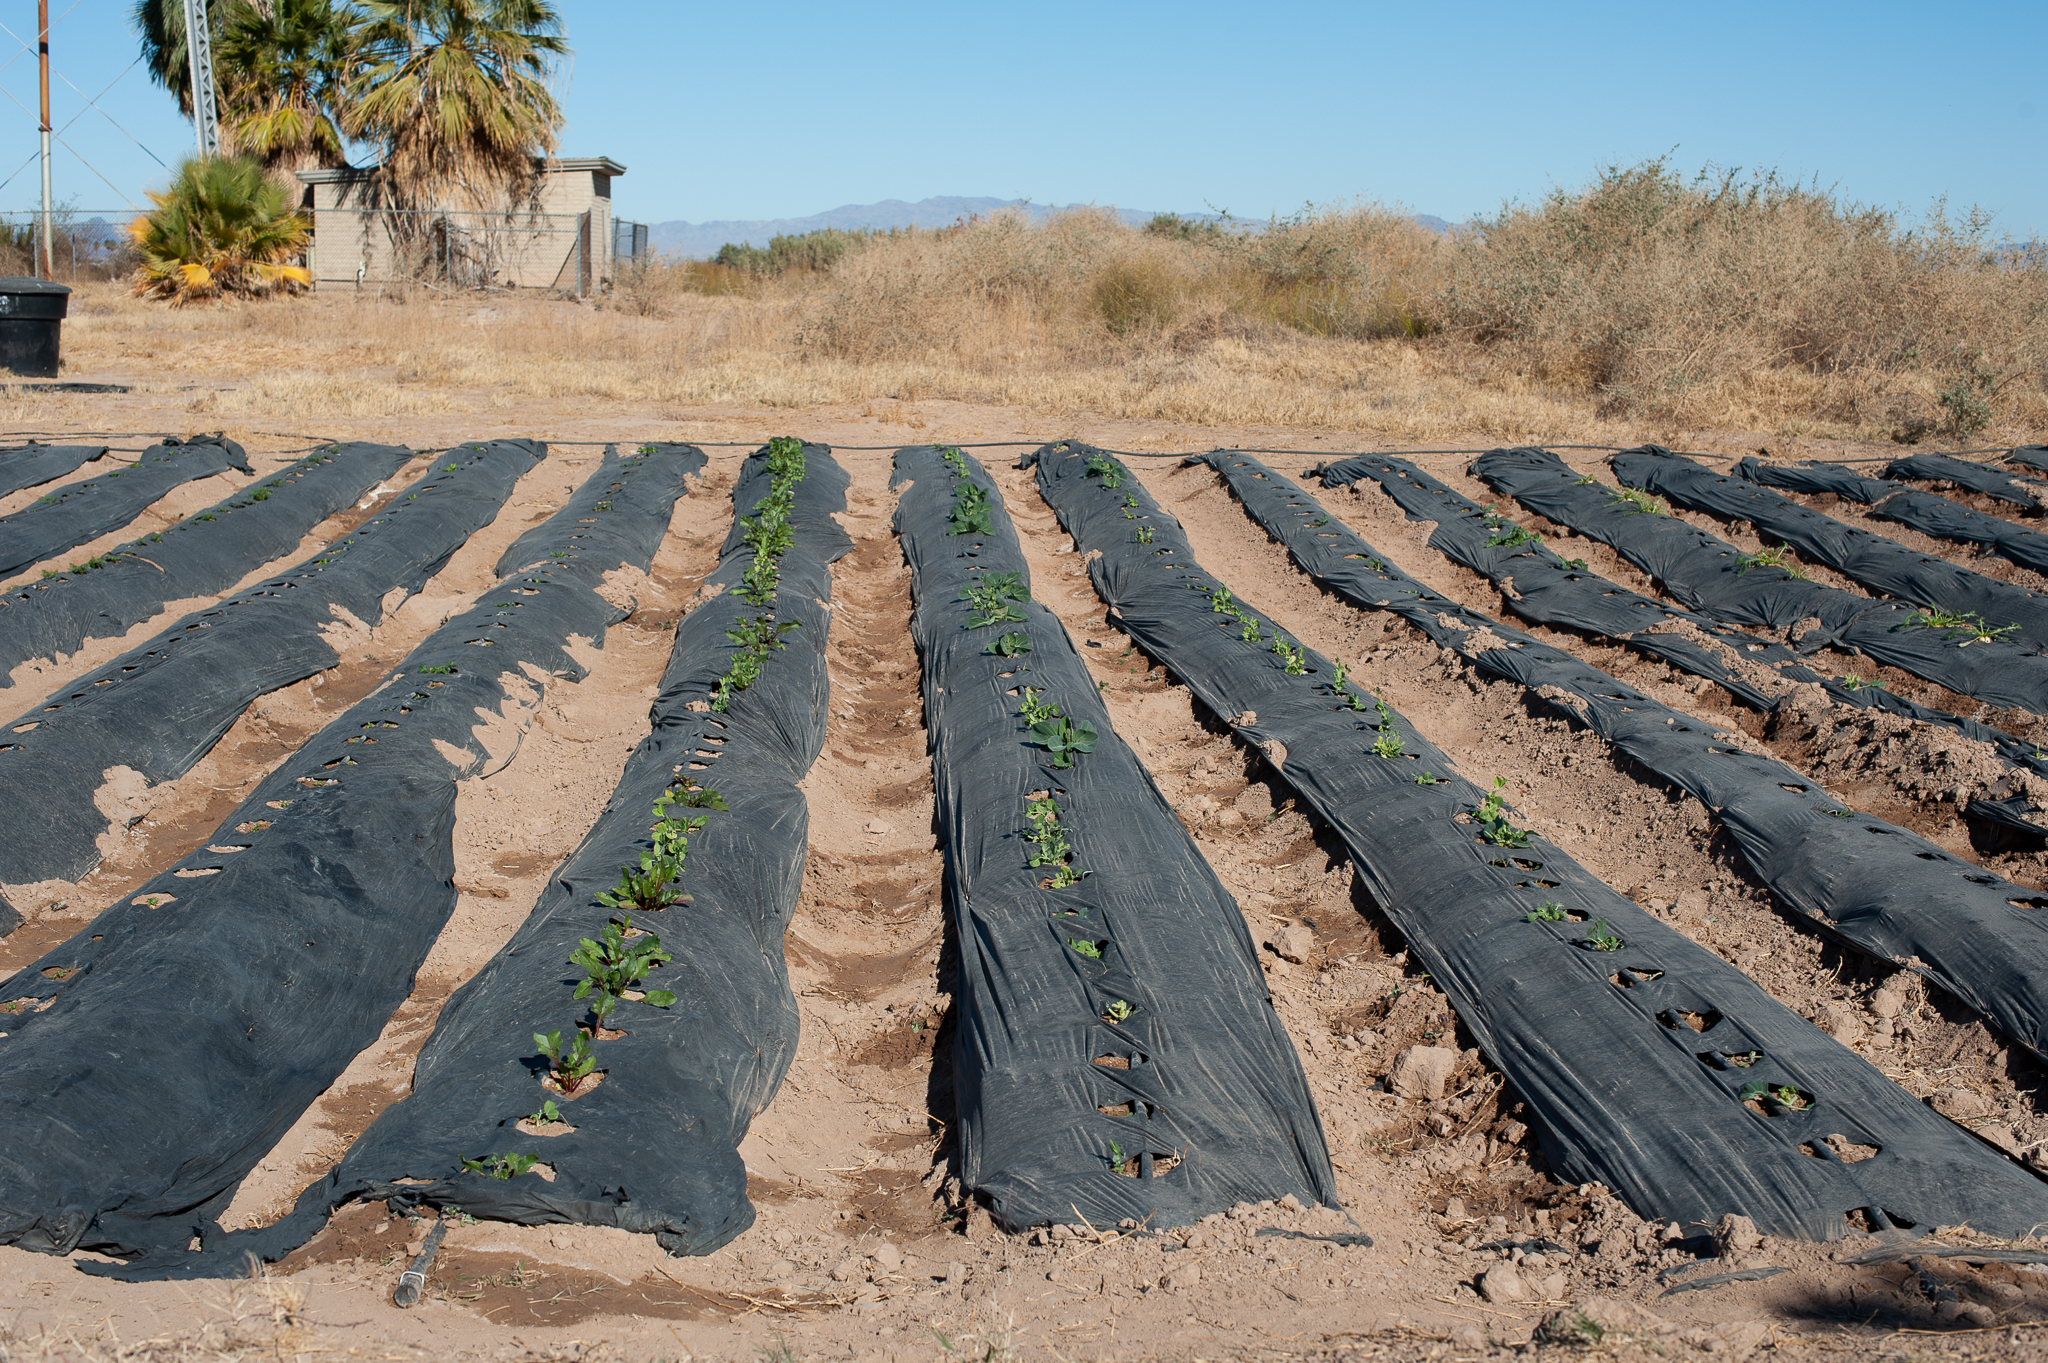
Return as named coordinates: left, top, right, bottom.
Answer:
left=1242, top=449, right=2048, bottom=1072
left=0, top=439, right=542, bottom=902
left=1885, top=452, right=2044, bottom=509
left=1472, top=447, right=2048, bottom=717
left=0, top=436, right=250, bottom=579
left=0, top=441, right=108, bottom=499
left=895, top=444, right=1338, bottom=1229
left=1313, top=454, right=2048, bottom=838
left=1615, top=448, right=2048, bottom=654
left=1109, top=445, right=2048, bottom=1239
left=0, top=442, right=415, bottom=688
left=2009, top=447, right=2048, bottom=478
left=0, top=443, right=707, bottom=1270
left=201, top=443, right=851, bottom=1272
left=1734, top=457, right=2048, bottom=582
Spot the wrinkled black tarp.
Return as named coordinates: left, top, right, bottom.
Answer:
left=1316, top=455, right=2048, bottom=837
left=2007, top=447, right=2048, bottom=478
left=0, top=443, right=707, bottom=1269
left=1732, top=457, right=1895, bottom=505
left=1233, top=451, right=2048, bottom=1072
left=0, top=442, right=414, bottom=687
left=1125, top=445, right=2048, bottom=1238
left=896, top=445, right=1337, bottom=1229
left=0, top=440, right=541, bottom=892
left=0, top=442, right=107, bottom=498
left=1885, top=453, right=2044, bottom=510
left=0, top=436, right=250, bottom=579
left=185, top=443, right=848, bottom=1272
left=1618, top=448, right=2048, bottom=655
left=1472, top=447, right=2048, bottom=717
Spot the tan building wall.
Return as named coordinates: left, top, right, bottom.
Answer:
left=296, top=158, right=623, bottom=292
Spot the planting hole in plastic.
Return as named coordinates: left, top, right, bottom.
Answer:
left=130, top=893, right=176, bottom=907
left=174, top=866, right=222, bottom=878
left=1660, top=1007, right=1722, bottom=1033
left=2008, top=897, right=2048, bottom=910
left=1609, top=967, right=1664, bottom=988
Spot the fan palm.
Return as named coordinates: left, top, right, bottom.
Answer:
left=129, top=156, right=312, bottom=304
left=218, top=0, right=363, bottom=176
left=345, top=0, right=567, bottom=212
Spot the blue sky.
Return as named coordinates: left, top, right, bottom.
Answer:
left=9, top=0, right=2044, bottom=233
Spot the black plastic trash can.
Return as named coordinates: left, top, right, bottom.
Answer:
left=0, top=278, right=69, bottom=378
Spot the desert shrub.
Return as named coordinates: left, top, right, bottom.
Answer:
left=713, top=227, right=874, bottom=276
left=128, top=155, right=310, bottom=304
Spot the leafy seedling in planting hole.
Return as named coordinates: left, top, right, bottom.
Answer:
left=1825, top=806, right=1854, bottom=819
left=535, top=1029, right=598, bottom=1091
left=1414, top=772, right=1441, bottom=785
left=1272, top=638, right=1309, bottom=675
left=1581, top=920, right=1623, bottom=951
left=1103, top=999, right=1134, bottom=1023
left=1135, top=525, right=1154, bottom=544
left=1562, top=556, right=1588, bottom=569
left=528, top=1099, right=565, bottom=1126
left=461, top=1152, right=538, bottom=1180
left=443, top=463, right=459, bottom=472
left=961, top=571, right=1029, bottom=627
left=1017, top=688, right=1059, bottom=725
left=1085, top=451, right=1127, bottom=488
left=1839, top=674, right=1868, bottom=691
left=950, top=483, right=996, bottom=536
left=1069, top=939, right=1104, bottom=959
left=1525, top=901, right=1569, bottom=923
left=1735, top=545, right=1805, bottom=578
left=639, top=443, right=659, bottom=454
left=419, top=663, right=457, bottom=675
left=1739, top=1080, right=1811, bottom=1111
left=1031, top=715, right=1099, bottom=768
left=1723, top=1051, right=1761, bottom=1068
left=989, top=632, right=1032, bottom=656
left=1606, top=486, right=1666, bottom=516
left=1485, top=522, right=1542, bottom=549
left=572, top=915, right=676, bottom=1024
left=1106, top=1140, right=1130, bottom=1172
left=1475, top=776, right=1533, bottom=848
left=1907, top=607, right=2019, bottom=646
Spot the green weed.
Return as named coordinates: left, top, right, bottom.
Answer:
left=1905, top=607, right=2019, bottom=645
left=1475, top=776, right=1532, bottom=848
left=462, top=1152, right=538, bottom=1180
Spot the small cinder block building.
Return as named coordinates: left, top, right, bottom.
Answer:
left=296, top=157, right=625, bottom=293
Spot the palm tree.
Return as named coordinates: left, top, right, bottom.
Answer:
left=217, top=0, right=363, bottom=177
left=345, top=0, right=567, bottom=213
left=129, top=155, right=312, bottom=304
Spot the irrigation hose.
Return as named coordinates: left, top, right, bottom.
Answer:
left=391, top=1215, right=448, bottom=1308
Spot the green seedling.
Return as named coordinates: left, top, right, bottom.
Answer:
left=1030, top=715, right=1099, bottom=768
left=443, top=463, right=459, bottom=472
left=949, top=482, right=995, bottom=536
left=1573, top=475, right=1597, bottom=486
left=1135, top=525, right=1154, bottom=544
left=939, top=446, right=970, bottom=477
left=462, top=1152, right=538, bottom=1180
left=1206, top=585, right=1237, bottom=615
left=1084, top=451, right=1127, bottom=488
left=1070, top=939, right=1104, bottom=959
left=1475, top=776, right=1532, bottom=848
left=1562, top=556, right=1588, bottom=569
left=528, top=1099, right=564, bottom=1126
left=1734, top=545, right=1805, bottom=578
left=1272, top=637, right=1308, bottom=675
left=1739, top=1080, right=1811, bottom=1111
left=1347, top=692, right=1370, bottom=712
left=1103, top=999, right=1134, bottom=1023
left=1525, top=901, right=1569, bottom=922
left=1413, top=771, right=1441, bottom=785
left=1017, top=687, right=1060, bottom=724
left=571, top=915, right=676, bottom=1023
left=1606, top=486, right=1666, bottom=515
left=251, top=488, right=270, bottom=501
left=1025, top=796, right=1086, bottom=886
left=1724, top=1051, right=1761, bottom=1068
left=1905, top=607, right=2019, bottom=646
left=419, top=663, right=457, bottom=675
left=1105, top=1140, right=1129, bottom=1170
left=990, top=632, right=1032, bottom=656
left=1485, top=518, right=1542, bottom=549
left=1826, top=807, right=1854, bottom=819
left=1839, top=674, right=1868, bottom=691
left=535, top=1029, right=598, bottom=1090
left=1331, top=658, right=1350, bottom=688
left=597, top=782, right=725, bottom=912
left=639, top=443, right=659, bottom=454
left=1370, top=729, right=1405, bottom=759
left=1582, top=920, right=1623, bottom=951
left=1239, top=618, right=1261, bottom=643
left=39, top=568, right=56, bottom=579
left=961, top=571, right=1029, bottom=627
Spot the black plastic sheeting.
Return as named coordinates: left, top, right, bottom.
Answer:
left=894, top=444, right=1337, bottom=1229
left=1472, top=447, right=2048, bottom=717
left=0, top=443, right=708, bottom=1270
left=1314, top=454, right=2048, bottom=837
left=1109, top=444, right=2048, bottom=1239
left=0, top=439, right=541, bottom=896
left=1615, top=448, right=2048, bottom=654
left=1732, top=457, right=2048, bottom=589
left=185, top=443, right=850, bottom=1273
left=1226, top=451, right=2048, bottom=1073
left=0, top=441, right=108, bottom=498
left=2009, top=447, right=2048, bottom=478
left=0, top=443, right=415, bottom=688
left=1885, top=453, right=2045, bottom=510
left=0, top=436, right=250, bottom=579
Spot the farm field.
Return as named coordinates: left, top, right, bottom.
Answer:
left=4, top=288, right=2048, bottom=1363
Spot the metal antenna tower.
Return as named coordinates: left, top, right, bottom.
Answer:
left=181, top=0, right=220, bottom=158
left=36, top=0, right=51, bottom=277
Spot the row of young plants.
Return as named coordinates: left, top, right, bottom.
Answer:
left=1033, top=442, right=2048, bottom=1238
left=712, top=436, right=808, bottom=712
left=0, top=437, right=253, bottom=579
left=903, top=442, right=1337, bottom=1218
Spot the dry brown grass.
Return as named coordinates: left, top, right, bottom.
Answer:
left=65, top=160, right=2047, bottom=446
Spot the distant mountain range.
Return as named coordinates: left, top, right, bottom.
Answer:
left=645, top=197, right=1454, bottom=258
